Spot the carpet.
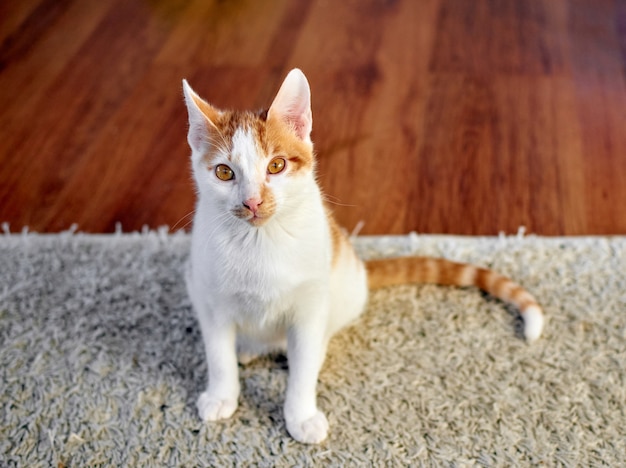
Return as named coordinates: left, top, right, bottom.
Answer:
left=1, top=229, right=625, bottom=466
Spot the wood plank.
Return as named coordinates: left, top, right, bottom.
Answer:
left=570, top=0, right=626, bottom=234
left=299, top=0, right=440, bottom=234
left=0, top=0, right=47, bottom=46
left=0, top=0, right=186, bottom=230
left=0, top=0, right=624, bottom=235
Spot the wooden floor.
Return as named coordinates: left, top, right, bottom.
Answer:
left=1, top=0, right=625, bottom=235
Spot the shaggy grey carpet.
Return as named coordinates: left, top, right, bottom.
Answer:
left=1, top=230, right=625, bottom=466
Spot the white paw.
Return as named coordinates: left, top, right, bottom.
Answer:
left=286, top=410, right=329, bottom=444
left=197, top=391, right=238, bottom=421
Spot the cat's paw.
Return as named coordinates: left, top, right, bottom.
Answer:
left=197, top=391, right=238, bottom=421
left=285, top=410, right=329, bottom=444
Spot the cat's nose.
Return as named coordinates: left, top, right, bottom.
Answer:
left=243, top=198, right=263, bottom=214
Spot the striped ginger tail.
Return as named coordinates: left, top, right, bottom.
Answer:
left=366, top=257, right=544, bottom=342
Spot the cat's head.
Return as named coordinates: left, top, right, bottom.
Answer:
left=183, top=69, right=315, bottom=228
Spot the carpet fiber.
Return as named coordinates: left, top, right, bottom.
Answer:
left=1, top=230, right=625, bottom=466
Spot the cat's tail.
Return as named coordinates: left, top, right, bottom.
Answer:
left=365, top=257, right=544, bottom=342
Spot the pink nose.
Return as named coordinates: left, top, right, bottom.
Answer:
left=243, top=198, right=263, bottom=214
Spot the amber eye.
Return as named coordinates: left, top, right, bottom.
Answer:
left=215, top=164, right=235, bottom=181
left=267, top=157, right=286, bottom=175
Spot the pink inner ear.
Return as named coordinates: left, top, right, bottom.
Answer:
left=185, top=104, right=212, bottom=153
left=269, top=69, right=312, bottom=142
left=287, top=107, right=312, bottom=141
left=189, top=120, right=208, bottom=151
left=183, top=80, right=221, bottom=153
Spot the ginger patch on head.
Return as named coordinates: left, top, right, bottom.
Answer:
left=265, top=114, right=314, bottom=174
left=197, top=106, right=314, bottom=179
left=200, top=111, right=266, bottom=166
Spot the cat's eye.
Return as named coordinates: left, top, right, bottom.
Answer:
left=267, top=157, right=286, bottom=175
left=215, top=164, right=235, bottom=181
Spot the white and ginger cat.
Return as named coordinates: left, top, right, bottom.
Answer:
left=182, top=69, right=544, bottom=444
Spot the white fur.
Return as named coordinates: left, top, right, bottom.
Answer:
left=182, top=69, right=540, bottom=445
left=183, top=69, right=367, bottom=444
left=522, top=305, right=544, bottom=342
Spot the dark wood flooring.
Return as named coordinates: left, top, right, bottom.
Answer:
left=1, top=0, right=625, bottom=235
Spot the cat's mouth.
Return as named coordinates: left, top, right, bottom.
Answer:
left=232, top=200, right=276, bottom=227
left=232, top=207, right=270, bottom=227
left=247, top=213, right=268, bottom=227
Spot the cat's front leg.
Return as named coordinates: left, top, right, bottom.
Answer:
left=196, top=316, right=240, bottom=422
left=284, top=302, right=330, bottom=444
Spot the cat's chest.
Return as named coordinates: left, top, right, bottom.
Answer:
left=198, top=225, right=329, bottom=319
left=223, top=247, right=309, bottom=324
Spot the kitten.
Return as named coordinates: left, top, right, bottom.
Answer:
left=182, top=69, right=544, bottom=444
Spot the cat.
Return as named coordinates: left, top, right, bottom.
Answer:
left=182, top=68, right=544, bottom=444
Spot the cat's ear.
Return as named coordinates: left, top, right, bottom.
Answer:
left=182, top=79, right=221, bottom=154
left=268, top=69, right=312, bottom=143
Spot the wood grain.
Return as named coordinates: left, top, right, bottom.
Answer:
left=0, top=0, right=624, bottom=235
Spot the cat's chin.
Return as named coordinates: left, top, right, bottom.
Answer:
left=245, top=215, right=270, bottom=227
left=231, top=210, right=272, bottom=227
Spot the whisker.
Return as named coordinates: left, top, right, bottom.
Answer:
left=322, top=194, right=357, bottom=208
left=172, top=210, right=196, bottom=231
left=206, top=211, right=234, bottom=239
left=201, top=212, right=235, bottom=257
